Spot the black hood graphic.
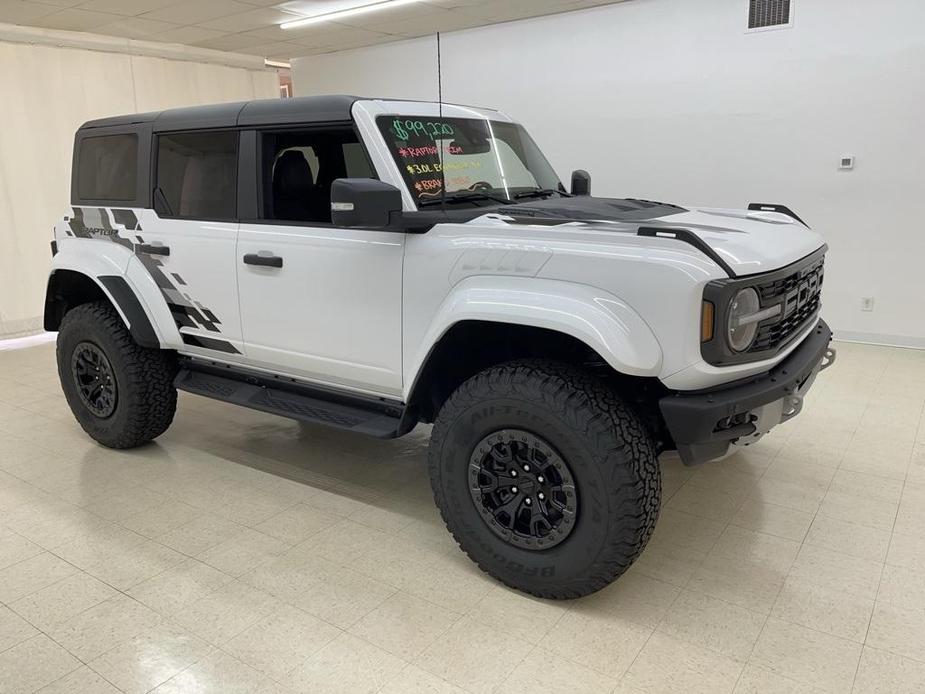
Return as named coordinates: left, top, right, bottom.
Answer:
left=502, top=197, right=687, bottom=224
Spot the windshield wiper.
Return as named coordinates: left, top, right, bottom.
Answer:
left=419, top=191, right=515, bottom=207
left=513, top=188, right=571, bottom=200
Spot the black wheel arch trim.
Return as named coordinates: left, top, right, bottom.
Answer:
left=404, top=319, right=611, bottom=423
left=97, top=275, right=160, bottom=349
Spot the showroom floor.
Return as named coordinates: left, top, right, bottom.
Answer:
left=0, top=341, right=923, bottom=693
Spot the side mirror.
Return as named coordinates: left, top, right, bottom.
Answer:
left=571, top=170, right=591, bottom=196
left=331, top=178, right=403, bottom=229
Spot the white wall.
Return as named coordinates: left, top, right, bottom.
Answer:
left=293, top=0, right=925, bottom=348
left=0, top=32, right=279, bottom=339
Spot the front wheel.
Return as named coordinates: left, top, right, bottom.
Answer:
left=428, top=360, right=661, bottom=599
left=57, top=301, right=177, bottom=449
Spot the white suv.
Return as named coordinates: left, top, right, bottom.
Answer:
left=46, top=96, right=834, bottom=598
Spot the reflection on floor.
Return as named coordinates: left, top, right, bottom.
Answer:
left=0, top=341, right=924, bottom=693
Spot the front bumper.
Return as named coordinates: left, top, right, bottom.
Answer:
left=660, top=318, right=835, bottom=465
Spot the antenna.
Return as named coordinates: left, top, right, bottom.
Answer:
left=437, top=32, right=447, bottom=211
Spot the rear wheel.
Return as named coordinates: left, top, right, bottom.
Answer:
left=428, top=359, right=661, bottom=599
left=57, top=301, right=177, bottom=449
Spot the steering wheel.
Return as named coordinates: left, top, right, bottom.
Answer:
left=468, top=181, right=494, bottom=192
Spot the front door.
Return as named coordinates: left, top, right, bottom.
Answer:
left=237, top=126, right=404, bottom=396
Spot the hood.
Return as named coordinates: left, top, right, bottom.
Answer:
left=502, top=197, right=826, bottom=277
left=506, top=196, right=687, bottom=223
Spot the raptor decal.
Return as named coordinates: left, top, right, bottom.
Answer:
left=65, top=206, right=240, bottom=355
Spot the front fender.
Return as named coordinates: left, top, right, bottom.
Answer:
left=405, top=276, right=662, bottom=399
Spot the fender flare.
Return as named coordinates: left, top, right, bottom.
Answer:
left=404, top=276, right=663, bottom=401
left=96, top=276, right=159, bottom=348
left=46, top=251, right=162, bottom=349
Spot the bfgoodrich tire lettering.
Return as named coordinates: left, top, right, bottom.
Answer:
left=428, top=359, right=661, bottom=599
left=57, top=301, right=177, bottom=449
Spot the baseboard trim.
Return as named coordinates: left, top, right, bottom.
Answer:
left=0, top=332, right=56, bottom=351
left=834, top=330, right=925, bottom=350
left=0, top=316, right=44, bottom=341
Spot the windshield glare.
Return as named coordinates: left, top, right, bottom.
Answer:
left=376, top=115, right=562, bottom=207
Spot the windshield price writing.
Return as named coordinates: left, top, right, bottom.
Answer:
left=398, top=144, right=464, bottom=158
left=414, top=179, right=443, bottom=197
left=392, top=119, right=455, bottom=141
left=405, top=160, right=481, bottom=176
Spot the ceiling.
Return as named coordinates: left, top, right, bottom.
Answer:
left=0, top=0, right=626, bottom=61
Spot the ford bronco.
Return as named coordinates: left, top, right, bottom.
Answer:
left=46, top=95, right=834, bottom=598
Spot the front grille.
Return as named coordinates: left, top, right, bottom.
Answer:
left=750, top=256, right=824, bottom=353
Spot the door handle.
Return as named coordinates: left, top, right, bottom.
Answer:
left=138, top=243, right=170, bottom=256
left=243, top=253, right=283, bottom=268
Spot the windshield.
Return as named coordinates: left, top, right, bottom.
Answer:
left=376, top=115, right=563, bottom=207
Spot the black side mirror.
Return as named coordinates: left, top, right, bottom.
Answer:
left=571, top=170, right=591, bottom=196
left=331, top=178, right=403, bottom=229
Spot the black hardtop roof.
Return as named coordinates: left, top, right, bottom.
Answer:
left=78, top=94, right=366, bottom=132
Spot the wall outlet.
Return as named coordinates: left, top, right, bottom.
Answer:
left=861, top=297, right=875, bottom=312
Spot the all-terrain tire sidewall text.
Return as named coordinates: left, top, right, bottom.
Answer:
left=428, top=359, right=661, bottom=599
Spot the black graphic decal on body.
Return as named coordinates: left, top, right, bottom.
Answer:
left=67, top=206, right=240, bottom=355
left=111, top=209, right=140, bottom=230
left=181, top=334, right=241, bottom=353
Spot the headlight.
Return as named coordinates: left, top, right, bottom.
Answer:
left=727, top=288, right=761, bottom=352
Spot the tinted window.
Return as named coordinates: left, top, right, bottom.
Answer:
left=77, top=134, right=138, bottom=201
left=156, top=131, right=237, bottom=219
left=261, top=128, right=374, bottom=224
left=343, top=142, right=374, bottom=178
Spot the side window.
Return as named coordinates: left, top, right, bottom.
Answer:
left=260, top=127, right=374, bottom=224
left=77, top=134, right=138, bottom=202
left=156, top=131, right=237, bottom=220
left=343, top=142, right=374, bottom=178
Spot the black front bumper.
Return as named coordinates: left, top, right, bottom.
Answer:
left=660, top=319, right=835, bottom=465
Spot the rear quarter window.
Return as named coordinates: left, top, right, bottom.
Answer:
left=155, top=131, right=238, bottom=220
left=77, top=134, right=138, bottom=202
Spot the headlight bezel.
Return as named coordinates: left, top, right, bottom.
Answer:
left=700, top=247, right=826, bottom=366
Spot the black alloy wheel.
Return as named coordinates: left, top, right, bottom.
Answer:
left=468, top=429, right=578, bottom=550
left=71, top=341, right=118, bottom=418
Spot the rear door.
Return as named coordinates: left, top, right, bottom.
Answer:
left=236, top=125, right=404, bottom=396
left=131, top=129, right=244, bottom=357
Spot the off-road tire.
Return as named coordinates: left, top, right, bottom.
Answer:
left=57, top=301, right=177, bottom=449
left=428, top=359, right=661, bottom=599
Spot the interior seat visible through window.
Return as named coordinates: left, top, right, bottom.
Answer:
left=155, top=131, right=237, bottom=220
left=262, top=127, right=374, bottom=225
left=272, top=151, right=316, bottom=222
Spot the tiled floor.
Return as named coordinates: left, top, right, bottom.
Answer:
left=0, top=340, right=924, bottom=693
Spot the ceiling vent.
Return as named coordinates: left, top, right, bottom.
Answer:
left=748, top=0, right=793, bottom=31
